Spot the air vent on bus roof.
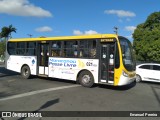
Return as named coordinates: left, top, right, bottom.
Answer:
left=39, top=36, right=46, bottom=38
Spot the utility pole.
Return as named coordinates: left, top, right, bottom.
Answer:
left=114, top=27, right=118, bottom=35
left=27, top=34, right=33, bottom=38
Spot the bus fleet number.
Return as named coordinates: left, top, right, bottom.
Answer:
left=86, top=62, right=93, bottom=66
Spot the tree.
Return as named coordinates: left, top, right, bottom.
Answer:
left=0, top=40, right=6, bottom=56
left=0, top=24, right=17, bottom=40
left=0, top=25, right=17, bottom=56
left=133, top=12, right=160, bottom=62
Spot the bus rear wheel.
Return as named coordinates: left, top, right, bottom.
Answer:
left=79, top=71, right=94, bottom=88
left=21, top=65, right=31, bottom=79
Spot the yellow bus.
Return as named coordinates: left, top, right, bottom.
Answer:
left=5, top=34, right=136, bottom=87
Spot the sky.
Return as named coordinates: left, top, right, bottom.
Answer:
left=0, top=0, right=160, bottom=41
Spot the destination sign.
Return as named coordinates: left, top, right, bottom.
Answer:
left=101, top=38, right=115, bottom=42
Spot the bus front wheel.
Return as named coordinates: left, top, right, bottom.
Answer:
left=21, top=65, right=31, bottom=79
left=79, top=71, right=94, bottom=88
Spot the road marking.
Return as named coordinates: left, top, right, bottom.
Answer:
left=0, top=85, right=80, bottom=101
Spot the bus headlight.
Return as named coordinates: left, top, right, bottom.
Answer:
left=123, top=71, right=128, bottom=77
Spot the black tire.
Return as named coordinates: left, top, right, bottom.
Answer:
left=136, top=74, right=142, bottom=83
left=79, top=71, right=94, bottom=88
left=21, top=65, right=31, bottom=79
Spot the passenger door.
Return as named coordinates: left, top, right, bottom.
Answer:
left=138, top=65, right=151, bottom=81
left=152, top=65, right=160, bottom=81
left=100, top=43, right=115, bottom=84
left=38, top=43, right=49, bottom=75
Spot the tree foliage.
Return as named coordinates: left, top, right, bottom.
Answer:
left=0, top=24, right=17, bottom=39
left=133, top=12, right=160, bottom=62
left=0, top=25, right=17, bottom=56
left=0, top=40, right=6, bottom=55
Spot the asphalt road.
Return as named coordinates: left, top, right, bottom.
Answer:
left=0, top=63, right=160, bottom=120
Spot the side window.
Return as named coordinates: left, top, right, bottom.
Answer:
left=79, top=39, right=97, bottom=58
left=26, top=42, right=36, bottom=55
left=90, top=40, right=97, bottom=58
left=139, top=65, right=151, bottom=70
left=153, top=65, right=160, bottom=71
left=64, top=41, right=78, bottom=57
left=16, top=42, right=25, bottom=55
left=51, top=41, right=62, bottom=57
left=8, top=42, right=16, bottom=55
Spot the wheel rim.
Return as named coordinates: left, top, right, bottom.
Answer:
left=82, top=75, right=91, bottom=84
left=23, top=68, right=29, bottom=76
left=136, top=75, right=141, bottom=82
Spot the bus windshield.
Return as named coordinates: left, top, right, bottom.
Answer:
left=119, top=37, right=136, bottom=71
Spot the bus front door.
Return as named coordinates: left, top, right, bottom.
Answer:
left=38, top=43, right=49, bottom=75
left=100, top=43, right=115, bottom=84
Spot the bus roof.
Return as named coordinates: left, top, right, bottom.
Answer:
left=8, top=34, right=118, bottom=42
